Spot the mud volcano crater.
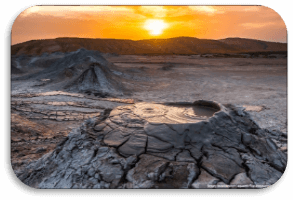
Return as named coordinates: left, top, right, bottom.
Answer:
left=17, top=100, right=287, bottom=189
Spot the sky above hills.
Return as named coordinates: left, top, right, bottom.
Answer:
left=11, top=5, right=287, bottom=45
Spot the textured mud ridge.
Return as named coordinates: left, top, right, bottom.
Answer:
left=16, top=100, right=287, bottom=189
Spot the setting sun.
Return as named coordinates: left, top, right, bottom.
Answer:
left=144, top=19, right=168, bottom=36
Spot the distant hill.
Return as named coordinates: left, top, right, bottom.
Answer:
left=11, top=37, right=287, bottom=55
left=219, top=38, right=286, bottom=52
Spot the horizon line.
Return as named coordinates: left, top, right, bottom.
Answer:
left=11, top=36, right=288, bottom=46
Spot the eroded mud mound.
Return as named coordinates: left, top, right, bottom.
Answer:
left=16, top=100, right=287, bottom=189
left=12, top=49, right=126, bottom=96
left=160, top=63, right=175, bottom=71
left=11, top=53, right=65, bottom=75
left=64, top=62, right=123, bottom=97
left=11, top=64, right=23, bottom=74
left=15, top=49, right=108, bottom=80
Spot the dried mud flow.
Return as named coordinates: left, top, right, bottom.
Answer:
left=11, top=48, right=287, bottom=189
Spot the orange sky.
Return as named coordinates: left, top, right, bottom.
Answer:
left=11, top=5, right=287, bottom=45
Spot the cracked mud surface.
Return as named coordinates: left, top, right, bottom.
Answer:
left=11, top=50, right=287, bottom=189
left=15, top=101, right=287, bottom=189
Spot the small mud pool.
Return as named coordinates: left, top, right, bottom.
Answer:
left=185, top=106, right=218, bottom=118
left=166, top=104, right=220, bottom=123
left=134, top=101, right=221, bottom=124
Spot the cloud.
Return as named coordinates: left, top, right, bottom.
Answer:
left=242, top=6, right=261, bottom=12
left=188, top=6, right=262, bottom=16
left=128, top=6, right=192, bottom=19
left=216, top=6, right=261, bottom=13
left=20, top=6, right=263, bottom=21
left=20, top=6, right=131, bottom=18
left=241, top=22, right=278, bottom=29
left=188, top=6, right=218, bottom=15
left=127, top=6, right=168, bottom=18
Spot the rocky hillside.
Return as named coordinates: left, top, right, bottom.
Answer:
left=11, top=37, right=287, bottom=56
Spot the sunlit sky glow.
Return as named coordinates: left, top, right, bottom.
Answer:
left=11, top=5, right=287, bottom=45
left=144, top=19, right=168, bottom=35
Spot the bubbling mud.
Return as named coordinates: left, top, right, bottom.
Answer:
left=134, top=103, right=167, bottom=118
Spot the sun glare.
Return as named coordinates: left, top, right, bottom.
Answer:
left=144, top=19, right=168, bottom=36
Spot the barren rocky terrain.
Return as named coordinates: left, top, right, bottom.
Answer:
left=11, top=45, right=287, bottom=189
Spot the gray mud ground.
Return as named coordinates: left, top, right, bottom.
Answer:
left=11, top=52, right=287, bottom=188
left=106, top=55, right=287, bottom=132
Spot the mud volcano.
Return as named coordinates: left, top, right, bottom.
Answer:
left=12, top=49, right=126, bottom=97
left=64, top=62, right=123, bottom=97
left=16, top=100, right=286, bottom=189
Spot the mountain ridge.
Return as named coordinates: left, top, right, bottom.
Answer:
left=11, top=37, right=287, bottom=56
